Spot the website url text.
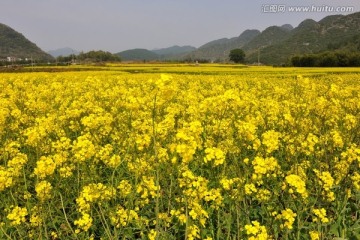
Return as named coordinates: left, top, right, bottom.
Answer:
left=262, top=5, right=355, bottom=13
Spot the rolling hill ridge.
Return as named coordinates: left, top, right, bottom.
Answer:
left=1, top=11, right=359, bottom=65
left=245, top=12, right=360, bottom=64
left=115, top=12, right=360, bottom=64
left=0, top=23, right=53, bottom=61
left=116, top=45, right=196, bottom=61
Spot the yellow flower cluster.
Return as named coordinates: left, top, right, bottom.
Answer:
left=244, top=221, right=269, bottom=240
left=97, top=144, right=121, bottom=168
left=110, top=205, right=139, bottom=228
left=312, top=208, right=329, bottom=223
left=75, top=183, right=116, bottom=232
left=351, top=172, right=360, bottom=190
left=29, top=206, right=42, bottom=227
left=72, top=134, right=96, bottom=163
left=74, top=213, right=93, bottom=233
left=276, top=208, right=297, bottom=230
left=0, top=67, right=359, bottom=239
left=261, top=130, right=281, bottom=154
left=0, top=147, right=28, bottom=191
left=136, top=176, right=160, bottom=205
left=35, top=180, right=52, bottom=201
left=204, top=147, right=225, bottom=166
left=251, top=156, right=280, bottom=181
left=187, top=224, right=200, bottom=240
left=301, top=133, right=319, bottom=155
left=334, top=144, right=360, bottom=185
left=313, top=169, right=335, bottom=201
left=34, top=156, right=56, bottom=179
left=7, top=206, right=28, bottom=226
left=117, top=179, right=132, bottom=197
left=283, top=174, right=308, bottom=198
left=148, top=229, right=157, bottom=240
left=171, top=121, right=203, bottom=164
left=175, top=167, right=223, bottom=229
left=309, top=230, right=320, bottom=240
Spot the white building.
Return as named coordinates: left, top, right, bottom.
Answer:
left=7, top=56, right=17, bottom=62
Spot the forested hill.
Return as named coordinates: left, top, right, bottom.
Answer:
left=185, top=12, right=360, bottom=65
left=0, top=23, right=53, bottom=61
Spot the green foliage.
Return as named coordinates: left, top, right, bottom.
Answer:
left=77, top=50, right=120, bottom=62
left=0, top=23, right=53, bottom=61
left=152, top=46, right=196, bottom=57
left=246, top=12, right=360, bottom=65
left=116, top=49, right=159, bottom=61
left=187, top=30, right=260, bottom=62
left=56, top=54, right=76, bottom=64
left=291, top=51, right=360, bottom=67
left=242, top=26, right=291, bottom=52
left=56, top=51, right=120, bottom=64
left=229, top=49, right=245, bottom=63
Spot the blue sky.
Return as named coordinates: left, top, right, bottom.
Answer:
left=0, top=0, right=359, bottom=53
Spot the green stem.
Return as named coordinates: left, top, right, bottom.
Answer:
left=0, top=225, right=13, bottom=240
left=96, top=204, right=112, bottom=239
left=152, top=92, right=160, bottom=237
left=185, top=198, right=189, bottom=240
left=59, top=193, right=78, bottom=239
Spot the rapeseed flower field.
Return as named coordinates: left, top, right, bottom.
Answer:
left=0, top=65, right=359, bottom=239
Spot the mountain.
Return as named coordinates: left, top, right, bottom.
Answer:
left=243, top=26, right=292, bottom=51
left=116, top=48, right=160, bottom=61
left=280, top=24, right=294, bottom=31
left=246, top=12, right=360, bottom=64
left=151, top=45, right=196, bottom=56
left=0, top=23, right=53, bottom=61
left=48, top=47, right=79, bottom=57
left=177, top=12, right=359, bottom=65
left=185, top=29, right=260, bottom=62
left=116, top=45, right=196, bottom=61
left=3, top=11, right=357, bottom=65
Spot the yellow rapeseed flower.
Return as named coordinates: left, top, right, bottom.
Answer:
left=35, top=180, right=53, bottom=201
left=7, top=206, right=28, bottom=226
left=244, top=221, right=269, bottom=240
left=312, top=208, right=329, bottom=223
left=284, top=174, right=308, bottom=198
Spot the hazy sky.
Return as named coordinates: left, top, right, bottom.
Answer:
left=1, top=0, right=359, bottom=53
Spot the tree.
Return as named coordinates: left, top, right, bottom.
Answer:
left=319, top=52, right=338, bottom=67
left=77, top=51, right=121, bottom=62
left=300, top=54, right=317, bottom=67
left=291, top=56, right=301, bottom=67
left=229, top=49, right=245, bottom=63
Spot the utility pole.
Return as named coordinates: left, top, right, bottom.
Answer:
left=258, top=46, right=265, bottom=65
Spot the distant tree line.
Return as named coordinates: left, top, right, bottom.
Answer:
left=56, top=50, right=120, bottom=64
left=291, top=51, right=360, bottom=67
left=182, top=58, right=211, bottom=63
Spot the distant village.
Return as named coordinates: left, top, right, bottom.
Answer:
left=0, top=56, right=32, bottom=62
left=0, top=56, right=46, bottom=68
